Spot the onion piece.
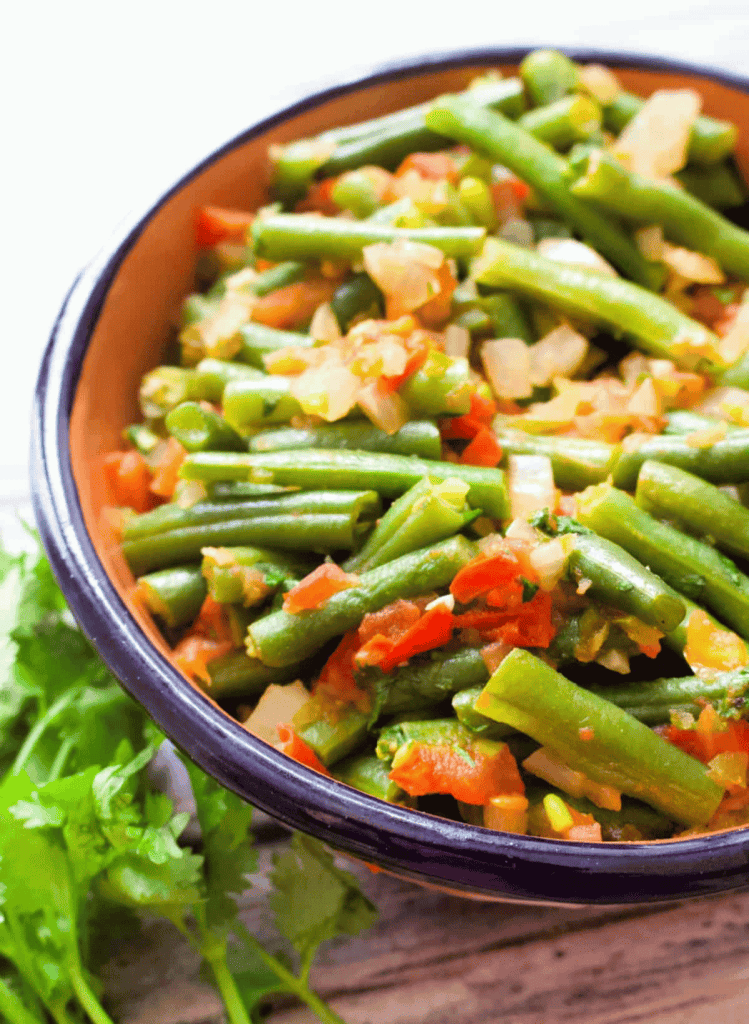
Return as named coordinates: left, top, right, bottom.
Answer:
left=443, top=323, right=471, bottom=359
left=362, top=240, right=443, bottom=317
left=694, top=385, right=749, bottom=425
left=500, top=217, right=534, bottom=248
left=243, top=680, right=309, bottom=744
left=291, top=363, right=360, bottom=421
left=523, top=747, right=622, bottom=811
left=529, top=537, right=568, bottom=592
left=612, top=88, right=701, bottom=178
left=310, top=301, right=342, bottom=343
left=634, top=225, right=665, bottom=261
left=626, top=377, right=661, bottom=417
left=719, top=301, right=749, bottom=364
left=481, top=337, right=532, bottom=399
left=357, top=380, right=410, bottom=434
left=507, top=454, right=556, bottom=522
left=529, top=324, right=589, bottom=386
left=578, top=63, right=620, bottom=104
left=483, top=794, right=529, bottom=834
left=537, top=237, right=618, bottom=277
left=661, top=242, right=725, bottom=284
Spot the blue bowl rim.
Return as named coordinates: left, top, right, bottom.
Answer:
left=31, top=45, right=749, bottom=904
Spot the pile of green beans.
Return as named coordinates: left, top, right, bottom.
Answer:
left=113, top=50, right=749, bottom=841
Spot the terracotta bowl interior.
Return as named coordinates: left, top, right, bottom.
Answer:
left=63, top=59, right=749, bottom=889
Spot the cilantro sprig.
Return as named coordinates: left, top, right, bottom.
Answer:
left=0, top=538, right=376, bottom=1024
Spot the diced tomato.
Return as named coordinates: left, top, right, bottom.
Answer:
left=354, top=633, right=397, bottom=667
left=103, top=450, right=155, bottom=513
left=395, top=152, right=459, bottom=183
left=690, top=285, right=743, bottom=331
left=684, top=608, right=749, bottom=674
left=192, top=594, right=235, bottom=644
left=381, top=332, right=431, bottom=391
left=295, top=177, right=341, bottom=216
left=149, top=437, right=186, bottom=499
left=388, top=739, right=524, bottom=804
left=377, top=604, right=454, bottom=672
left=275, top=724, right=332, bottom=775
left=449, top=549, right=522, bottom=604
left=468, top=391, right=498, bottom=425
left=491, top=174, right=531, bottom=219
left=662, top=718, right=749, bottom=764
left=314, top=631, right=370, bottom=711
left=485, top=579, right=524, bottom=610
left=415, top=262, right=458, bottom=330
left=283, top=563, right=360, bottom=614
left=251, top=278, right=339, bottom=330
left=357, top=599, right=422, bottom=646
left=173, top=635, right=233, bottom=685
left=195, top=206, right=254, bottom=249
left=459, top=427, right=503, bottom=467
left=454, top=590, right=555, bottom=648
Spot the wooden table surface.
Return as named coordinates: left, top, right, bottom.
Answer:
left=12, top=4, right=749, bottom=1021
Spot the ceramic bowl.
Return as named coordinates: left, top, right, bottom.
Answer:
left=32, top=47, right=749, bottom=905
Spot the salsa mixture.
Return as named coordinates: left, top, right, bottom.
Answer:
left=105, top=49, right=749, bottom=842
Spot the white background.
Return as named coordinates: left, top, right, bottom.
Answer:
left=5, top=0, right=749, bottom=544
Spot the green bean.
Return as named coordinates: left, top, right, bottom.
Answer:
left=207, top=481, right=298, bottom=500
left=222, top=376, right=302, bottom=429
left=611, top=432, right=749, bottom=491
left=344, top=475, right=477, bottom=572
left=577, top=483, right=749, bottom=638
left=366, top=647, right=490, bottom=717
left=663, top=409, right=745, bottom=435
left=204, top=651, right=303, bottom=699
left=292, top=699, right=370, bottom=766
left=181, top=293, right=219, bottom=328
left=675, top=161, right=747, bottom=210
left=529, top=217, right=574, bottom=243
left=472, top=237, right=720, bottom=371
left=123, top=422, right=162, bottom=456
left=570, top=150, right=749, bottom=282
left=482, top=292, right=536, bottom=343
left=123, top=514, right=368, bottom=575
left=332, top=752, right=411, bottom=803
left=518, top=94, right=602, bottom=150
left=201, top=545, right=313, bottom=605
left=636, top=459, right=749, bottom=561
left=457, top=176, right=496, bottom=229
left=236, top=322, right=314, bottom=369
left=165, top=402, right=245, bottom=453
left=123, top=490, right=381, bottom=541
left=136, top=565, right=207, bottom=628
left=452, top=685, right=514, bottom=738
left=398, top=351, right=473, bottom=416
left=139, top=366, right=218, bottom=418
left=179, top=449, right=510, bottom=519
left=584, top=667, right=749, bottom=726
left=520, top=49, right=579, bottom=107
left=251, top=214, right=486, bottom=263
left=270, top=77, right=527, bottom=200
left=330, top=272, right=383, bottom=331
left=246, top=535, right=475, bottom=667
left=424, top=97, right=658, bottom=287
left=250, top=261, right=307, bottom=296
left=602, top=90, right=737, bottom=166
left=330, top=171, right=385, bottom=218
left=493, top=429, right=620, bottom=491
left=376, top=717, right=481, bottom=761
left=476, top=649, right=723, bottom=826
left=247, top=420, right=441, bottom=460
left=193, top=358, right=266, bottom=399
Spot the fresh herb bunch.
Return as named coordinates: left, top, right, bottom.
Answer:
left=0, top=536, right=376, bottom=1024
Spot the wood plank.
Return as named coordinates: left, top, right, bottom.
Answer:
left=100, top=843, right=749, bottom=1024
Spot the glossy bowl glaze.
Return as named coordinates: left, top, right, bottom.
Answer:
left=32, top=47, right=749, bottom=904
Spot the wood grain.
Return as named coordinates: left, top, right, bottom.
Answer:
left=100, top=843, right=749, bottom=1024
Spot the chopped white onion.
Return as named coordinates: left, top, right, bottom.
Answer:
left=612, top=88, right=701, bottom=178
left=483, top=794, right=529, bottom=834
left=719, top=301, right=749, bottom=364
left=661, top=242, right=725, bottom=284
left=425, top=593, right=455, bottom=612
left=443, top=323, right=471, bottom=359
left=499, top=217, right=535, bottom=248
left=634, top=225, right=665, bottom=261
left=529, top=324, right=589, bottom=386
left=577, top=63, right=621, bottom=104
left=626, top=377, right=661, bottom=417
left=507, top=454, right=556, bottom=522
left=309, top=301, right=342, bottom=343
left=529, top=537, right=568, bottom=592
left=362, top=240, right=443, bottom=316
left=618, top=351, right=651, bottom=388
left=291, top=363, right=360, bottom=421
left=357, top=380, right=410, bottom=434
left=481, top=337, right=532, bottom=399
left=243, top=681, right=310, bottom=744
left=694, top=386, right=749, bottom=424
left=504, top=517, right=541, bottom=545
left=523, top=747, right=621, bottom=811
left=537, top=237, right=618, bottom=277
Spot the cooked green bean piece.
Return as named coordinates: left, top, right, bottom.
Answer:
left=139, top=366, right=216, bottom=418
left=482, top=292, right=535, bottom=344
left=577, top=483, right=749, bottom=638
left=424, top=97, right=658, bottom=287
left=292, top=698, right=370, bottom=766
left=247, top=419, right=441, bottom=460
left=250, top=261, right=307, bottom=296
left=494, top=429, right=621, bottom=491
left=663, top=410, right=745, bottom=435
left=611, top=432, right=749, bottom=490
left=252, top=215, right=486, bottom=263
left=452, top=685, right=513, bottom=738
left=201, top=545, right=313, bottom=606
left=520, top=49, right=579, bottom=106
left=270, top=77, right=526, bottom=199
left=165, top=402, right=245, bottom=453
left=570, top=150, right=749, bottom=282
left=236, top=322, right=314, bottom=369
left=366, top=647, right=490, bottom=718
left=584, top=667, right=749, bottom=726
left=636, top=460, right=749, bottom=561
left=136, top=565, right=207, bottom=628
left=518, top=94, right=602, bottom=150
left=246, top=535, right=475, bottom=667
left=333, top=752, right=411, bottom=803
left=222, top=376, right=303, bottom=429
left=675, top=161, right=747, bottom=210
left=472, top=237, right=720, bottom=371
left=123, top=490, right=381, bottom=541
left=602, top=90, right=737, bottom=166
left=376, top=717, right=482, bottom=761
left=344, top=475, right=477, bottom=572
left=124, top=422, right=162, bottom=456
left=179, top=450, right=510, bottom=519
left=193, top=358, right=266, bottom=399
left=330, top=272, right=384, bottom=331
left=398, top=352, right=473, bottom=416
left=476, top=649, right=723, bottom=826
left=123, top=514, right=368, bottom=575
left=204, top=651, right=303, bottom=699
left=207, top=481, right=298, bottom=500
